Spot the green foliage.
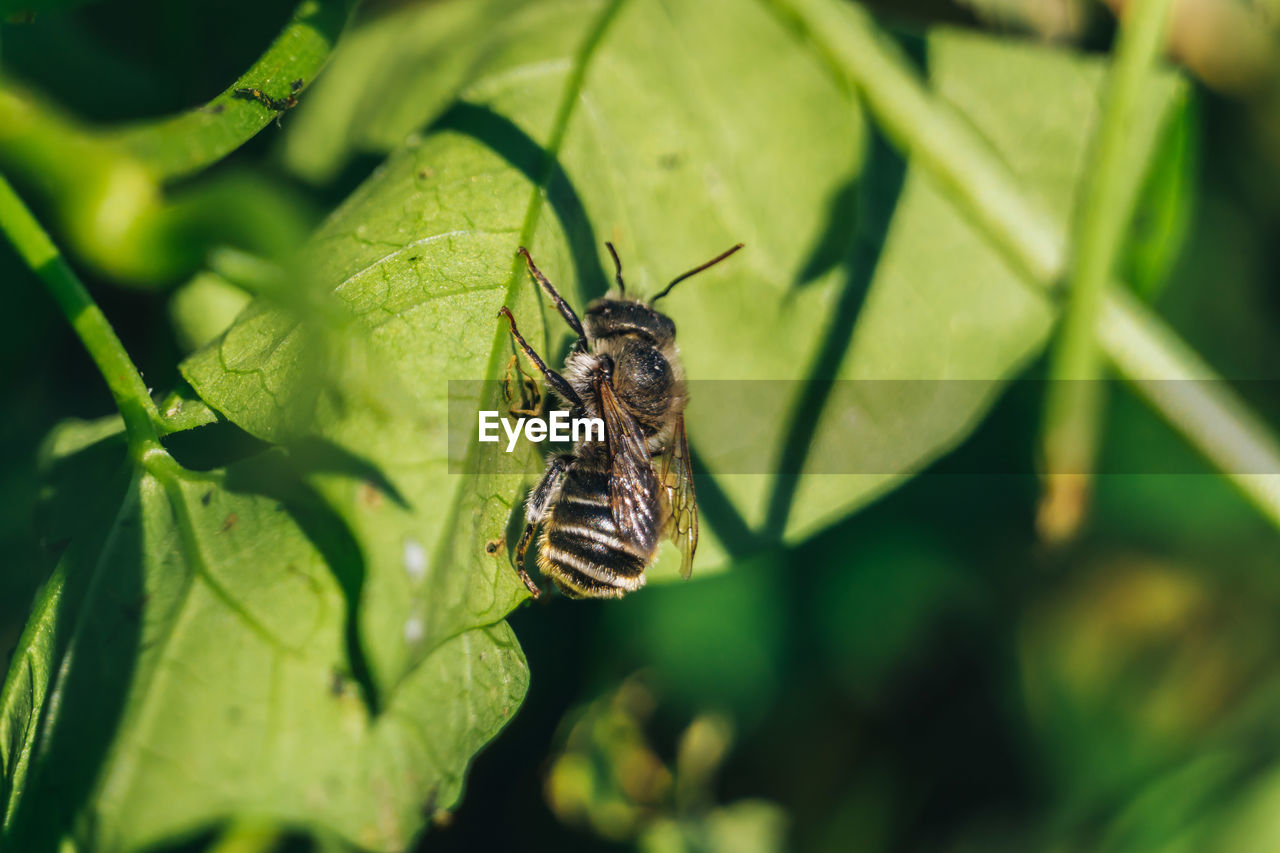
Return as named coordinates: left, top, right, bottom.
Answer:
left=184, top=0, right=867, bottom=582
left=282, top=0, right=507, bottom=184
left=2, top=0, right=1279, bottom=851
left=1123, top=95, right=1197, bottom=299
left=110, top=0, right=357, bottom=181
left=3, top=448, right=526, bottom=851
left=545, top=676, right=788, bottom=852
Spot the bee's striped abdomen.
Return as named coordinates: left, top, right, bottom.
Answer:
left=537, top=462, right=654, bottom=599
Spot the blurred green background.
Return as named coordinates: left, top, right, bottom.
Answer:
left=4, top=0, right=1280, bottom=851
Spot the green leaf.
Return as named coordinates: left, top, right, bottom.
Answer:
left=282, top=0, right=516, bottom=184
left=641, top=800, right=790, bottom=853
left=183, top=0, right=867, bottom=597
left=109, top=0, right=358, bottom=182
left=0, top=567, right=67, bottom=835
left=770, top=24, right=1187, bottom=539
left=169, top=271, right=253, bottom=353
left=1122, top=88, right=1197, bottom=300
left=2, top=449, right=526, bottom=851
left=185, top=1, right=1187, bottom=590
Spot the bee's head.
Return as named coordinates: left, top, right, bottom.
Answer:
left=584, top=242, right=744, bottom=343
left=584, top=298, right=675, bottom=344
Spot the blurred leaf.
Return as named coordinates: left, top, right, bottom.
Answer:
left=183, top=0, right=862, bottom=603
left=640, top=801, right=790, bottom=853
left=1123, top=87, right=1197, bottom=300
left=1093, top=389, right=1272, bottom=548
left=546, top=676, right=787, bottom=849
left=608, top=569, right=785, bottom=721
left=546, top=675, right=673, bottom=840
left=169, top=272, right=253, bottom=352
left=675, top=713, right=734, bottom=811
left=283, top=0, right=514, bottom=184
left=1, top=447, right=527, bottom=851
left=775, top=26, right=1188, bottom=542
left=1094, top=753, right=1239, bottom=852
left=0, top=0, right=342, bottom=285
left=0, top=85, right=318, bottom=284
left=813, top=533, right=979, bottom=703
left=1207, top=761, right=1280, bottom=852
left=1088, top=698, right=1280, bottom=850
left=955, top=0, right=1092, bottom=40
left=1018, top=559, right=1277, bottom=808
left=109, top=0, right=358, bottom=181
left=190, top=2, right=1188, bottom=590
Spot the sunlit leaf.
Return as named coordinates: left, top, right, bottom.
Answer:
left=185, top=0, right=866, bottom=598
left=774, top=26, right=1186, bottom=539
left=282, top=0, right=517, bottom=184
left=190, top=0, right=1189, bottom=599
left=1, top=450, right=526, bottom=851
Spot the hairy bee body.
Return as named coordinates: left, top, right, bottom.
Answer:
left=536, top=301, right=685, bottom=598
left=502, top=242, right=740, bottom=599
left=539, top=452, right=649, bottom=598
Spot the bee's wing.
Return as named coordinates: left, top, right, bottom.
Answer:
left=598, top=378, right=661, bottom=553
left=658, top=414, right=699, bottom=580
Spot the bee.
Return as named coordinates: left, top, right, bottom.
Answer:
left=498, top=241, right=744, bottom=599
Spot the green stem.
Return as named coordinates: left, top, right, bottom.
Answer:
left=0, top=175, right=164, bottom=457
left=0, top=0, right=350, bottom=284
left=1039, top=0, right=1174, bottom=540
left=763, top=0, right=1063, bottom=284
left=767, top=0, right=1280, bottom=531
left=1101, top=290, right=1280, bottom=529
left=111, top=0, right=359, bottom=181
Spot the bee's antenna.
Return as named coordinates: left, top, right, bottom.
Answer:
left=605, top=242, right=626, bottom=296
left=650, top=243, right=745, bottom=303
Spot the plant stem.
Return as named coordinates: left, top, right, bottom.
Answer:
left=1039, top=0, right=1175, bottom=541
left=112, top=0, right=359, bottom=181
left=1101, top=290, right=1280, bottom=529
left=0, top=0, right=350, bottom=284
left=764, top=0, right=1064, bottom=285
left=0, top=175, right=164, bottom=457
left=766, top=0, right=1280, bottom=532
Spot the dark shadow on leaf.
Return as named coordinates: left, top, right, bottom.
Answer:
left=431, top=102, right=610, bottom=303
left=764, top=128, right=908, bottom=538
left=285, top=435, right=409, bottom=510
left=792, top=179, right=861, bottom=290
left=6, top=467, right=145, bottom=850
left=139, top=826, right=220, bottom=853
left=221, top=450, right=382, bottom=714
left=35, top=431, right=130, bottom=562
left=689, top=446, right=766, bottom=561
left=163, top=419, right=272, bottom=471
left=165, top=424, right=408, bottom=512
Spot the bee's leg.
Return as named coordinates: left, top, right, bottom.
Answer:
left=513, top=523, right=540, bottom=597
left=517, top=247, right=587, bottom=351
left=502, top=354, right=542, bottom=416
left=498, top=306, right=584, bottom=408
left=516, top=454, right=572, bottom=598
